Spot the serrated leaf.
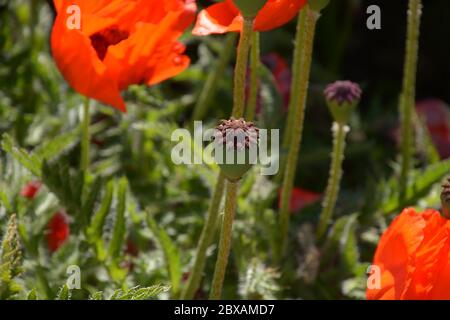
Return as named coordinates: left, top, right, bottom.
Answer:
left=27, top=288, right=38, bottom=300
left=109, top=285, right=170, bottom=300
left=108, top=177, right=128, bottom=261
left=381, top=159, right=450, bottom=214
left=80, top=177, right=103, bottom=228
left=33, top=126, right=80, bottom=161
left=321, top=214, right=359, bottom=275
left=0, top=214, right=22, bottom=299
left=89, top=291, right=103, bottom=300
left=1, top=134, right=41, bottom=177
left=87, top=180, right=114, bottom=243
left=56, top=284, right=71, bottom=300
left=147, top=215, right=181, bottom=298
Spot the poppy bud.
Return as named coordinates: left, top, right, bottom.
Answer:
left=324, top=80, right=362, bottom=124
left=213, top=118, right=259, bottom=182
left=441, top=177, right=450, bottom=219
left=309, top=0, right=330, bottom=12
left=232, top=0, right=268, bottom=18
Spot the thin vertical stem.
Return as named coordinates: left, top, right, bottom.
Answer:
left=80, top=98, right=90, bottom=172
left=208, top=17, right=254, bottom=299
left=209, top=181, right=238, bottom=300
left=191, top=33, right=237, bottom=122
left=245, top=32, right=260, bottom=121
left=277, top=8, right=319, bottom=261
left=183, top=18, right=254, bottom=300
left=317, top=122, right=348, bottom=240
left=399, top=0, right=422, bottom=199
left=282, top=8, right=308, bottom=151
left=232, top=17, right=254, bottom=119
left=181, top=172, right=226, bottom=299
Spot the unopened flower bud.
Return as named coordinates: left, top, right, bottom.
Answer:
left=324, top=80, right=362, bottom=124
left=232, top=0, right=268, bottom=18
left=441, top=177, right=450, bottom=219
left=213, top=118, right=259, bottom=182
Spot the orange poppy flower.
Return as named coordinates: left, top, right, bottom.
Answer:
left=51, top=0, right=196, bottom=112
left=193, top=0, right=307, bottom=36
left=367, top=208, right=450, bottom=300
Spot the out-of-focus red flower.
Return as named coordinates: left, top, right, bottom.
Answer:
left=20, top=181, right=42, bottom=199
left=262, top=53, right=292, bottom=110
left=125, top=239, right=139, bottom=257
left=51, top=0, right=196, bottom=112
left=47, top=211, right=70, bottom=253
left=278, top=187, right=321, bottom=214
left=193, top=0, right=307, bottom=36
left=367, top=208, right=450, bottom=300
left=416, top=99, right=450, bottom=159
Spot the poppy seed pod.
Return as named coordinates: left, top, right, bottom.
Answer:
left=213, top=118, right=259, bottom=182
left=232, top=0, right=268, bottom=18
left=324, top=80, right=362, bottom=124
left=441, top=178, right=450, bottom=219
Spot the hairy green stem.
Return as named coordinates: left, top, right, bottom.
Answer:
left=317, top=122, right=349, bottom=240
left=245, top=32, right=260, bottom=121
left=183, top=19, right=254, bottom=299
left=191, top=33, right=237, bottom=122
left=277, top=8, right=319, bottom=261
left=399, top=0, right=422, bottom=199
left=281, top=9, right=308, bottom=152
left=181, top=173, right=226, bottom=299
left=80, top=98, right=90, bottom=172
left=209, top=181, right=238, bottom=300
left=232, top=17, right=254, bottom=119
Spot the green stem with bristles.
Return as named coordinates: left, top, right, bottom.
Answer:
left=399, top=0, right=422, bottom=200
left=246, top=32, right=260, bottom=121
left=277, top=7, right=319, bottom=262
left=317, top=122, right=348, bottom=240
left=209, top=181, right=238, bottom=299
left=80, top=98, right=90, bottom=173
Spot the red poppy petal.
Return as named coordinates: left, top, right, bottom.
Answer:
left=192, top=0, right=241, bottom=36
left=367, top=208, right=425, bottom=300
left=104, top=9, right=193, bottom=90
left=254, top=0, right=307, bottom=31
left=51, top=12, right=126, bottom=111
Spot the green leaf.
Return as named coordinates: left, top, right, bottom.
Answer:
left=109, top=285, right=170, bottom=300
left=0, top=189, right=11, bottom=212
left=87, top=180, right=114, bottom=243
left=108, top=177, right=128, bottom=261
left=0, top=214, right=22, bottom=299
left=89, top=291, right=103, bottom=300
left=56, top=284, right=71, bottom=300
left=381, top=159, right=450, bottom=214
left=33, top=126, right=80, bottom=161
left=1, top=133, right=41, bottom=177
left=27, top=288, right=38, bottom=300
left=321, top=214, right=359, bottom=275
left=80, top=177, right=103, bottom=228
left=147, top=215, right=182, bottom=298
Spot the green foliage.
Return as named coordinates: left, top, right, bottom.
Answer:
left=0, top=214, right=23, bottom=299
left=147, top=215, right=182, bottom=298
left=0, top=0, right=448, bottom=301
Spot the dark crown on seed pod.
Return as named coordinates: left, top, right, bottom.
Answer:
left=214, top=118, right=259, bottom=151
left=442, top=178, right=450, bottom=219
left=324, top=80, right=362, bottom=106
